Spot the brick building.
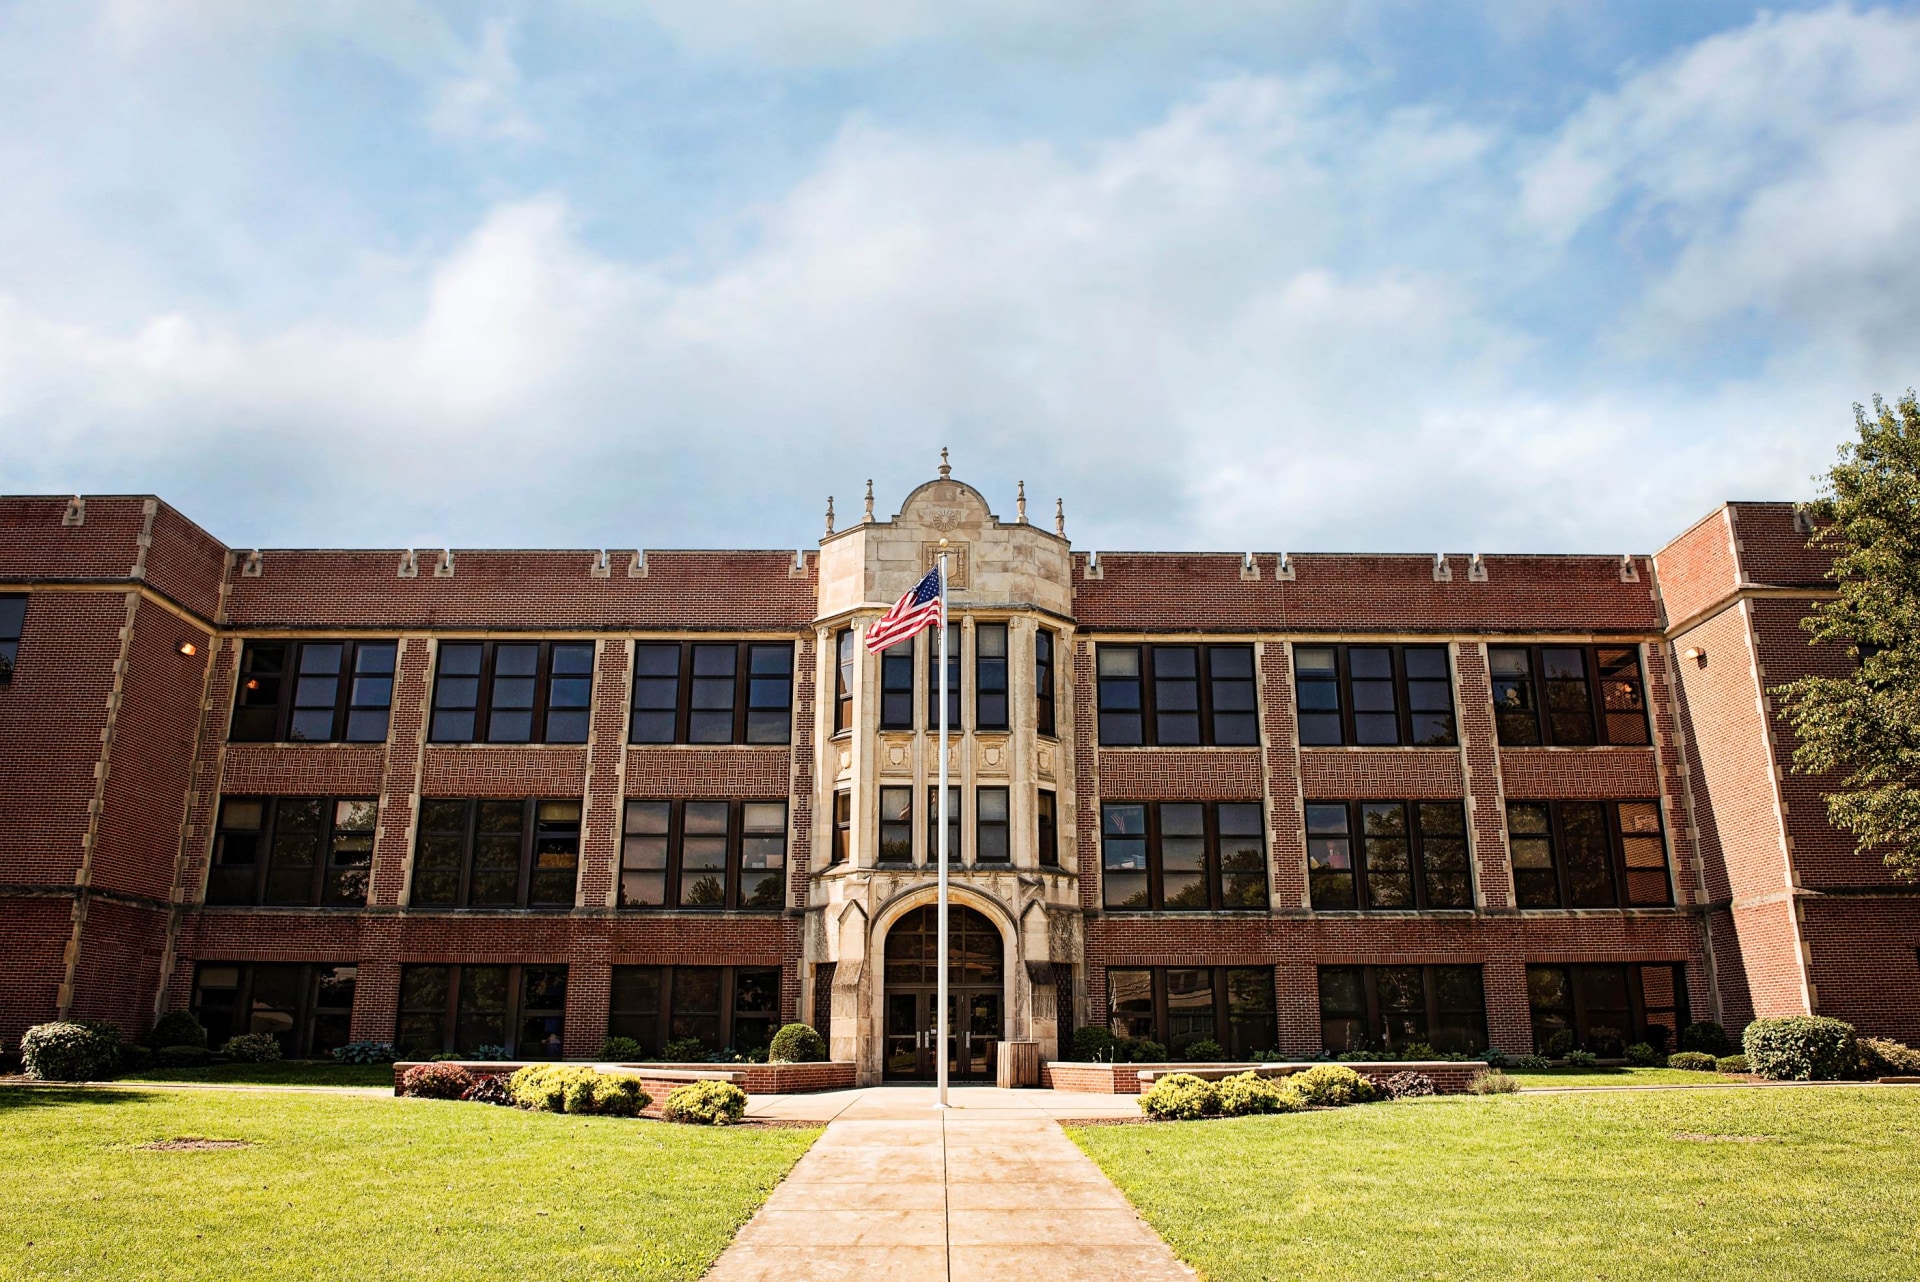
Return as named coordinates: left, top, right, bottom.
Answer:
left=2, top=469, right=1915, bottom=1080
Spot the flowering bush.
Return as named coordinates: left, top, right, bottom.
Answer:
left=461, top=1076, right=515, bottom=1106
left=1380, top=1071, right=1435, bottom=1099
left=401, top=1062, right=475, bottom=1100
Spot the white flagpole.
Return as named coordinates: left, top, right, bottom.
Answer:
left=935, top=545, right=951, bottom=1108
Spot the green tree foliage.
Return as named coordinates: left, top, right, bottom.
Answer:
left=1773, top=392, right=1920, bottom=881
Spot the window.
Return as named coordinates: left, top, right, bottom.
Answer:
left=835, top=629, right=854, bottom=732
left=1317, top=965, right=1487, bottom=1054
left=1037, top=790, right=1060, bottom=867
left=1100, top=802, right=1267, bottom=911
left=1489, top=644, right=1649, bottom=746
left=411, top=799, right=580, bottom=909
left=191, top=962, right=356, bottom=1058
left=879, top=641, right=914, bottom=730
left=927, top=628, right=960, bottom=728
left=1106, top=966, right=1277, bottom=1058
left=0, top=594, right=23, bottom=682
left=927, top=785, right=960, bottom=864
left=618, top=799, right=787, bottom=910
left=1527, top=962, right=1687, bottom=1055
left=230, top=640, right=398, bottom=743
left=206, top=796, right=377, bottom=907
left=1096, top=645, right=1260, bottom=746
left=395, top=964, right=566, bottom=1059
left=975, top=623, right=1009, bottom=730
left=1304, top=800, right=1472, bottom=911
left=1292, top=644, right=1456, bottom=747
left=1505, top=799, right=1670, bottom=909
left=627, top=640, right=793, bottom=744
left=878, top=787, right=913, bottom=862
left=831, top=790, right=851, bottom=865
left=977, top=787, right=1010, bottom=863
left=608, top=965, right=783, bottom=1057
left=429, top=641, right=595, bottom=744
left=1035, top=628, right=1057, bottom=736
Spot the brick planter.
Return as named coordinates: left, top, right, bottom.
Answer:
left=393, top=1059, right=856, bottom=1108
left=1042, top=1060, right=1489, bottom=1096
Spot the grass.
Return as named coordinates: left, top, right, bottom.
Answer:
left=0, top=1086, right=818, bottom=1281
left=1070, top=1086, right=1920, bottom=1282
left=1504, top=1065, right=1744, bottom=1089
left=117, top=1061, right=397, bottom=1089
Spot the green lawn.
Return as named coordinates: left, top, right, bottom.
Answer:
left=0, top=1087, right=817, bottom=1281
left=1505, top=1065, right=1743, bottom=1089
left=1070, top=1086, right=1920, bottom=1282
left=119, top=1062, right=396, bottom=1089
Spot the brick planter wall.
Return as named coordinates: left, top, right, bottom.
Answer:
left=1043, top=1060, right=1489, bottom=1096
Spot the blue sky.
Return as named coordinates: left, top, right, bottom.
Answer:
left=3, top=1, right=1916, bottom=556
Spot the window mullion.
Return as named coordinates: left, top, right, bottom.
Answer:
left=1147, top=804, right=1163, bottom=910
left=1585, top=645, right=1606, bottom=747
left=1338, top=648, right=1354, bottom=746
left=1205, top=804, right=1221, bottom=911
left=252, top=799, right=273, bottom=904
left=532, top=643, right=551, bottom=746
left=728, top=802, right=742, bottom=910
left=1363, top=968, right=1382, bottom=1047
left=310, top=800, right=330, bottom=907
left=458, top=801, right=477, bottom=909
left=1394, top=648, right=1411, bottom=745
left=1352, top=801, right=1369, bottom=911
left=668, top=802, right=683, bottom=909
left=1153, top=969, right=1169, bottom=1050
left=277, top=645, right=298, bottom=742
left=1409, top=811, right=1424, bottom=910
left=1532, top=647, right=1551, bottom=745
left=734, top=647, right=749, bottom=744
left=331, top=644, right=351, bottom=742
left=719, top=965, right=737, bottom=1046
left=1140, top=648, right=1157, bottom=746
left=1196, top=649, right=1212, bottom=745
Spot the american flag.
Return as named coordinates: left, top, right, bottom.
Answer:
left=866, top=566, right=944, bottom=653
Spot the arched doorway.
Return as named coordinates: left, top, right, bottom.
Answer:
left=882, top=904, right=1005, bottom=1081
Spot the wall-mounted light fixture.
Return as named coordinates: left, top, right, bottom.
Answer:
left=1683, top=647, right=1706, bottom=668
left=178, top=641, right=198, bottom=656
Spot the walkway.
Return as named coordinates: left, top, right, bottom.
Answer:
left=708, top=1086, right=1193, bottom=1282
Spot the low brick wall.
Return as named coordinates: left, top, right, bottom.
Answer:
left=1043, top=1061, right=1488, bottom=1096
left=392, top=1059, right=856, bottom=1100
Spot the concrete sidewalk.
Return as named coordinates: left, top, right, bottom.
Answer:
left=744, top=1082, right=1145, bottom=1122
left=708, top=1095, right=1191, bottom=1281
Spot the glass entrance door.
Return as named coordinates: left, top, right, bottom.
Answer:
left=883, top=987, right=1003, bottom=1080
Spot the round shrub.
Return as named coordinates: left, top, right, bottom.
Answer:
left=663, top=1080, right=747, bottom=1125
left=461, top=1076, right=515, bottom=1106
left=768, top=1023, right=828, bottom=1064
left=470, top=1045, right=510, bottom=1062
left=1139, top=1073, right=1219, bottom=1120
left=1585, top=1026, right=1625, bottom=1058
left=1667, top=1051, right=1718, bottom=1072
left=1467, top=1069, right=1519, bottom=1095
left=1563, top=1049, right=1599, bottom=1068
left=1510, top=1053, right=1551, bottom=1071
left=1394, top=1042, right=1439, bottom=1061
left=1743, top=1016, right=1857, bottom=1081
left=401, top=1062, right=475, bottom=1100
left=508, top=1064, right=581, bottom=1111
left=659, top=1037, right=709, bottom=1063
left=1624, top=1042, right=1662, bottom=1067
left=333, top=1040, right=397, bottom=1065
left=1380, top=1071, right=1435, bottom=1099
left=1716, top=1055, right=1749, bottom=1074
left=147, top=1010, right=207, bottom=1050
left=1858, top=1037, right=1920, bottom=1077
left=1680, top=1021, right=1733, bottom=1057
left=1545, top=1029, right=1577, bottom=1057
left=585, top=1073, right=647, bottom=1117
left=506, top=1064, right=649, bottom=1115
left=1178, top=1038, right=1226, bottom=1063
left=1215, top=1072, right=1301, bottom=1116
left=1117, top=1038, right=1168, bottom=1064
left=21, top=1022, right=121, bottom=1082
left=1070, top=1026, right=1117, bottom=1063
left=219, top=1033, right=282, bottom=1063
left=1288, top=1064, right=1379, bottom=1107
left=598, top=1036, right=646, bottom=1061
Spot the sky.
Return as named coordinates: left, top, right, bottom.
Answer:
left=2, top=1, right=1916, bottom=556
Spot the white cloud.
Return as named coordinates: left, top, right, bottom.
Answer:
left=428, top=19, right=542, bottom=143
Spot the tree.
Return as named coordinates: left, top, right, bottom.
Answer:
left=1773, top=392, right=1920, bottom=881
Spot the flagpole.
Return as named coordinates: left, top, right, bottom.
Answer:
left=935, top=542, right=951, bottom=1109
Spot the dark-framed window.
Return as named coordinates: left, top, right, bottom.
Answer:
left=1506, top=798, right=1670, bottom=909
left=928, top=628, right=960, bottom=728
left=618, top=799, right=787, bottom=910
left=927, top=785, right=960, bottom=864
left=831, top=790, right=851, bottom=865
left=609, top=965, right=782, bottom=1057
left=1100, top=802, right=1266, bottom=910
left=1527, top=962, right=1687, bottom=1056
left=976, top=623, right=1009, bottom=730
left=1107, top=966, right=1277, bottom=1058
left=630, top=640, right=793, bottom=744
left=977, top=787, right=1010, bottom=863
left=1037, top=790, right=1060, bottom=867
left=411, top=798, right=580, bottom=909
left=1318, top=965, right=1487, bottom=1054
left=207, top=796, right=377, bottom=907
left=835, top=629, right=855, bottom=732
left=1035, top=628, right=1057, bottom=737
left=879, top=641, right=914, bottom=730
left=1293, top=644, right=1455, bottom=747
left=0, top=594, right=24, bottom=682
left=430, top=641, right=594, bottom=744
left=878, top=787, right=913, bottom=861
left=395, top=963, right=566, bottom=1059
left=1305, top=800, right=1472, bottom=911
left=191, top=962, right=356, bottom=1058
left=230, top=640, right=398, bottom=743
left=1096, top=644, right=1259, bottom=746
left=1489, top=644, right=1649, bottom=747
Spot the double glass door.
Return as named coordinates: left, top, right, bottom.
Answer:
left=884, top=987, right=1001, bottom=1080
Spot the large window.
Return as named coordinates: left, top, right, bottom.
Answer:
left=831, top=790, right=851, bottom=865
left=1317, top=965, right=1487, bottom=1054
left=1292, top=644, right=1456, bottom=747
left=207, top=796, right=377, bottom=907
left=1101, top=802, right=1266, bottom=910
left=1035, top=628, right=1057, bottom=736
left=1037, top=790, right=1060, bottom=867
left=430, top=641, right=594, bottom=744
left=1489, top=644, right=1649, bottom=746
left=878, top=787, right=913, bottom=862
left=927, top=629, right=960, bottom=728
left=879, top=641, right=914, bottom=729
left=1506, top=799, right=1670, bottom=909
left=1107, top=966, right=1277, bottom=1058
left=975, top=623, right=1009, bottom=730
left=191, top=962, right=356, bottom=1058
left=608, top=965, right=781, bottom=1057
left=231, top=640, right=398, bottom=743
left=976, top=787, right=1010, bottom=864
left=1305, top=800, right=1472, bottom=911
left=1096, top=645, right=1259, bottom=746
left=618, top=799, right=787, bottom=909
left=411, top=799, right=580, bottom=909
left=629, top=640, right=793, bottom=745
left=834, top=629, right=855, bottom=732
left=0, top=594, right=23, bottom=682
left=926, top=785, right=960, bottom=864
left=395, top=964, right=567, bottom=1059
left=1527, top=962, right=1688, bottom=1055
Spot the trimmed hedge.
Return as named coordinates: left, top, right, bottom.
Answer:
left=1667, top=1051, right=1718, bottom=1072
left=598, top=1037, right=646, bottom=1061
left=1177, top=1038, right=1226, bottom=1062
left=1716, top=1055, right=1750, bottom=1074
left=663, top=1080, right=747, bottom=1125
left=506, top=1065, right=649, bottom=1116
left=1289, top=1064, right=1379, bottom=1107
left=1859, top=1037, right=1920, bottom=1076
left=1140, top=1073, right=1217, bottom=1120
left=1743, top=1017, right=1857, bottom=1081
left=21, top=1022, right=121, bottom=1082
left=1216, top=1072, right=1304, bottom=1116
left=219, top=1033, right=282, bottom=1063
left=768, top=1023, right=828, bottom=1064
left=401, top=1062, right=475, bottom=1100
left=1624, top=1042, right=1662, bottom=1067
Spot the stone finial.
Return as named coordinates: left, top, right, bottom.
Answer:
left=1276, top=552, right=1296, bottom=581
left=241, top=549, right=264, bottom=578
left=863, top=480, right=875, bottom=523
left=938, top=446, right=951, bottom=479
left=1054, top=498, right=1065, bottom=537
left=629, top=549, right=649, bottom=578
left=1085, top=549, right=1103, bottom=580
left=1468, top=552, right=1488, bottom=582
left=825, top=496, right=835, bottom=536
left=1619, top=554, right=1640, bottom=583
left=1241, top=551, right=1260, bottom=581
left=1017, top=480, right=1027, bottom=524
left=790, top=549, right=808, bottom=579
left=434, top=548, right=455, bottom=578
left=591, top=549, right=611, bottom=578
left=62, top=495, right=86, bottom=527
left=398, top=549, right=418, bottom=579
left=1432, top=552, right=1452, bottom=583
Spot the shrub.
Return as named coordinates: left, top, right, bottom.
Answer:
left=1468, top=1069, right=1519, bottom=1095
left=1716, top=1055, right=1750, bottom=1074
left=1482, top=1047, right=1509, bottom=1068
left=1247, top=1049, right=1288, bottom=1063
left=1178, top=1038, right=1226, bottom=1062
left=1117, top=1038, right=1168, bottom=1064
left=1381, top=1071, right=1435, bottom=1099
left=401, top=1062, right=475, bottom=1099
left=147, top=1010, right=207, bottom=1050
left=1667, top=1051, right=1718, bottom=1072
left=1510, top=1053, right=1552, bottom=1070
left=1680, top=1021, right=1733, bottom=1057
left=1744, top=1016, right=1857, bottom=1081
left=1394, top=1042, right=1438, bottom=1061
left=566, top=1071, right=645, bottom=1117
left=658, top=1037, right=709, bottom=1063
left=1563, top=1050, right=1599, bottom=1068
left=219, top=1033, right=282, bottom=1063
left=1289, top=1064, right=1379, bottom=1107
left=597, top=1036, right=646, bottom=1061
left=1214, top=1071, right=1301, bottom=1116
left=461, top=1076, right=515, bottom=1106
left=1069, top=1026, right=1117, bottom=1062
left=118, top=1043, right=153, bottom=1072
left=21, top=1022, right=121, bottom=1081
left=768, top=1023, right=828, bottom=1064
left=334, top=1041, right=397, bottom=1065
left=1624, top=1042, right=1662, bottom=1067
left=1139, top=1073, right=1219, bottom=1120
left=1585, top=1026, right=1625, bottom=1058
left=470, top=1045, right=510, bottom=1062
left=156, top=1044, right=216, bottom=1068
left=663, top=1080, right=747, bottom=1125
left=1545, top=1029, right=1576, bottom=1057
left=1858, top=1037, right=1920, bottom=1077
